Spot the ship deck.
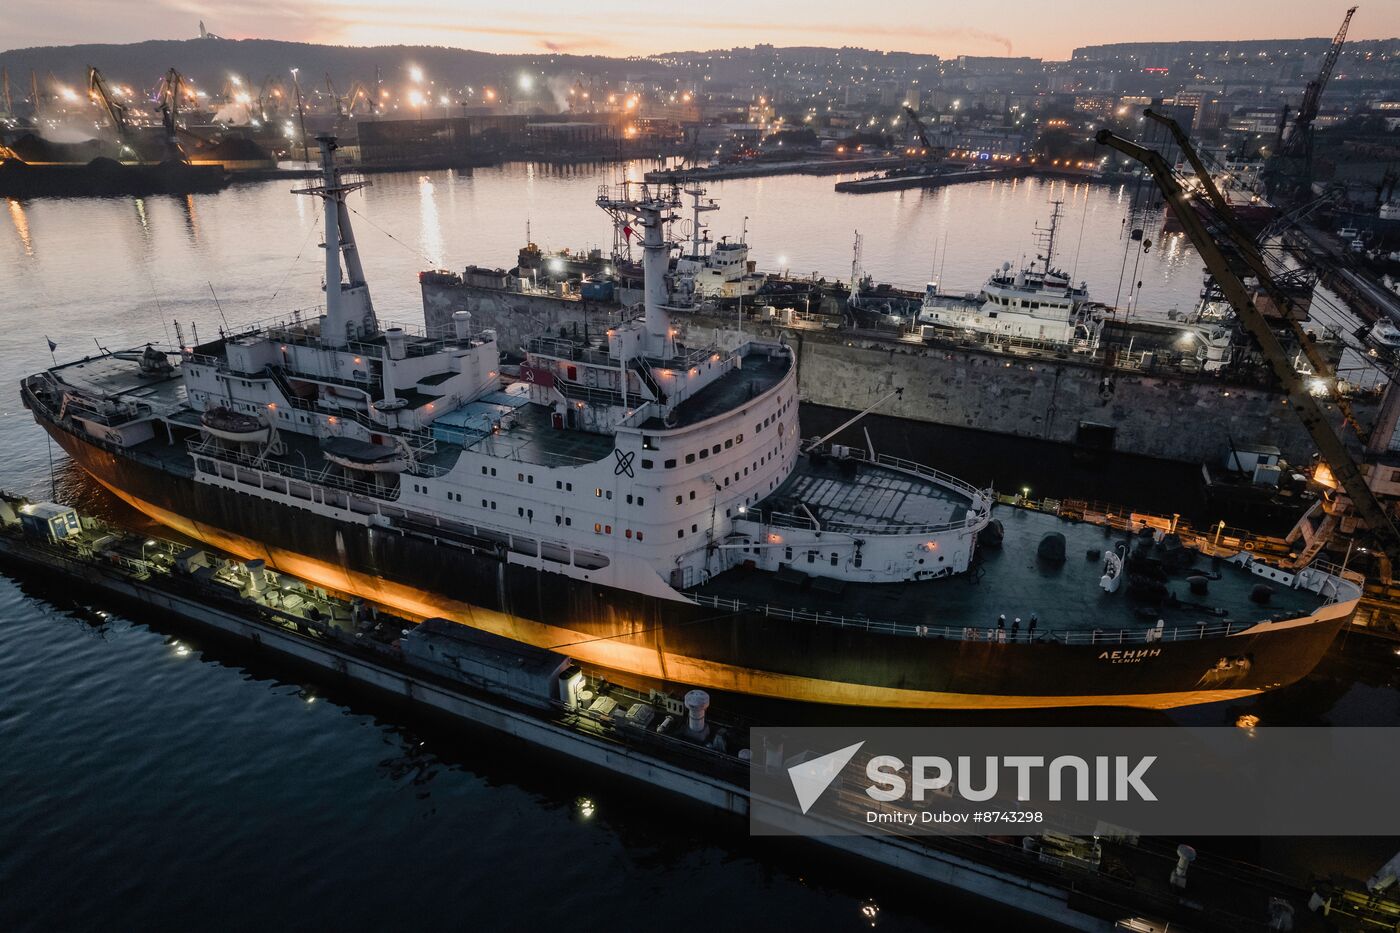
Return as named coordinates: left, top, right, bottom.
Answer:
left=641, top=351, right=790, bottom=430
left=696, top=507, right=1325, bottom=638
left=764, top=454, right=974, bottom=530
left=50, top=353, right=186, bottom=412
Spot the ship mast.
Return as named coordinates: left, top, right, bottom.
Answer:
left=597, top=182, right=680, bottom=351
left=683, top=185, right=718, bottom=259
left=1034, top=199, right=1064, bottom=276
left=295, top=136, right=377, bottom=349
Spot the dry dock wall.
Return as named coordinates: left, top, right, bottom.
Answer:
left=422, top=283, right=1364, bottom=466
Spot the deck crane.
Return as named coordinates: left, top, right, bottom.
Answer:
left=1264, top=6, right=1357, bottom=197
left=87, top=66, right=130, bottom=148
left=901, top=106, right=942, bottom=160
left=152, top=67, right=189, bottom=161
left=1097, top=122, right=1400, bottom=567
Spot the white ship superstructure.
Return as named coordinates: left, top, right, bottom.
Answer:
left=917, top=201, right=1104, bottom=350
left=42, top=137, right=991, bottom=609
left=671, top=186, right=763, bottom=304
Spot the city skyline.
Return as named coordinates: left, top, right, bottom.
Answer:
left=2, top=0, right=1392, bottom=59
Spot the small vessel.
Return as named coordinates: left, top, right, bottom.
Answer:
left=916, top=201, right=1105, bottom=350
left=1366, top=320, right=1400, bottom=353
left=23, top=136, right=1362, bottom=710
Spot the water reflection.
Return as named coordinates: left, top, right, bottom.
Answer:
left=418, top=175, right=443, bottom=267
left=179, top=194, right=200, bottom=243
left=6, top=198, right=34, bottom=257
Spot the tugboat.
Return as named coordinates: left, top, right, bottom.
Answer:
left=21, top=136, right=1362, bottom=709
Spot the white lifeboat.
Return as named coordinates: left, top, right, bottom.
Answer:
left=200, top=407, right=270, bottom=444
left=321, top=436, right=408, bottom=473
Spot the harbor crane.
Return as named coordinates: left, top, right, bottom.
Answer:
left=152, top=68, right=189, bottom=161
left=901, top=106, right=942, bottom=160
left=1097, top=121, right=1400, bottom=567
left=1143, top=109, right=1367, bottom=442
left=87, top=67, right=130, bottom=148
left=1264, top=5, right=1357, bottom=197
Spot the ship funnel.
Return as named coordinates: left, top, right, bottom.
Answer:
left=385, top=327, right=407, bottom=360
left=684, top=689, right=710, bottom=737
left=245, top=558, right=267, bottom=595
left=452, top=310, right=472, bottom=341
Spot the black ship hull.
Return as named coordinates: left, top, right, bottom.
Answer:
left=32, top=408, right=1351, bottom=710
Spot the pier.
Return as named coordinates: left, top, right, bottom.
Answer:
left=0, top=497, right=1373, bottom=933
left=834, top=164, right=1030, bottom=193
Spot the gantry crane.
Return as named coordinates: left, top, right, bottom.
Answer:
left=1097, top=121, right=1400, bottom=565
left=1265, top=6, right=1357, bottom=197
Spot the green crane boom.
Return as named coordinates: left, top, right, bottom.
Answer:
left=1096, top=126, right=1400, bottom=560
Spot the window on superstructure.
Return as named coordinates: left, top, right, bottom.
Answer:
left=519, top=473, right=525, bottom=482
left=595, top=488, right=602, bottom=497
left=556, top=515, right=563, bottom=525
left=785, top=547, right=792, bottom=560
left=698, top=449, right=708, bottom=461
left=626, top=494, right=633, bottom=504
left=606, top=491, right=612, bottom=500
left=831, top=553, right=839, bottom=567
left=665, top=459, right=676, bottom=468
left=711, top=444, right=721, bottom=455
left=643, top=436, right=658, bottom=451
left=677, top=530, right=684, bottom=539
left=724, top=439, right=733, bottom=450
left=637, top=497, right=644, bottom=506
left=556, top=480, right=562, bottom=489
left=565, top=483, right=572, bottom=491
left=675, top=495, right=683, bottom=505
left=528, top=475, right=534, bottom=484
left=594, top=523, right=603, bottom=533
left=641, top=459, right=653, bottom=469
left=689, top=491, right=696, bottom=501
left=686, top=453, right=696, bottom=464
left=625, top=529, right=633, bottom=539
left=736, top=433, right=743, bottom=444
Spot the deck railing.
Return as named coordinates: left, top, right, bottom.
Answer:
left=690, top=593, right=1273, bottom=645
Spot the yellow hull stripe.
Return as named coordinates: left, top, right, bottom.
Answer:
left=96, top=478, right=1263, bottom=710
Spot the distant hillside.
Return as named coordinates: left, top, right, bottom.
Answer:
left=0, top=37, right=665, bottom=94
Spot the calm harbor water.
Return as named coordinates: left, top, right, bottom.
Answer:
left=1, top=163, right=1395, bottom=930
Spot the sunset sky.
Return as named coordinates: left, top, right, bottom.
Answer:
left=2, top=0, right=1390, bottom=58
